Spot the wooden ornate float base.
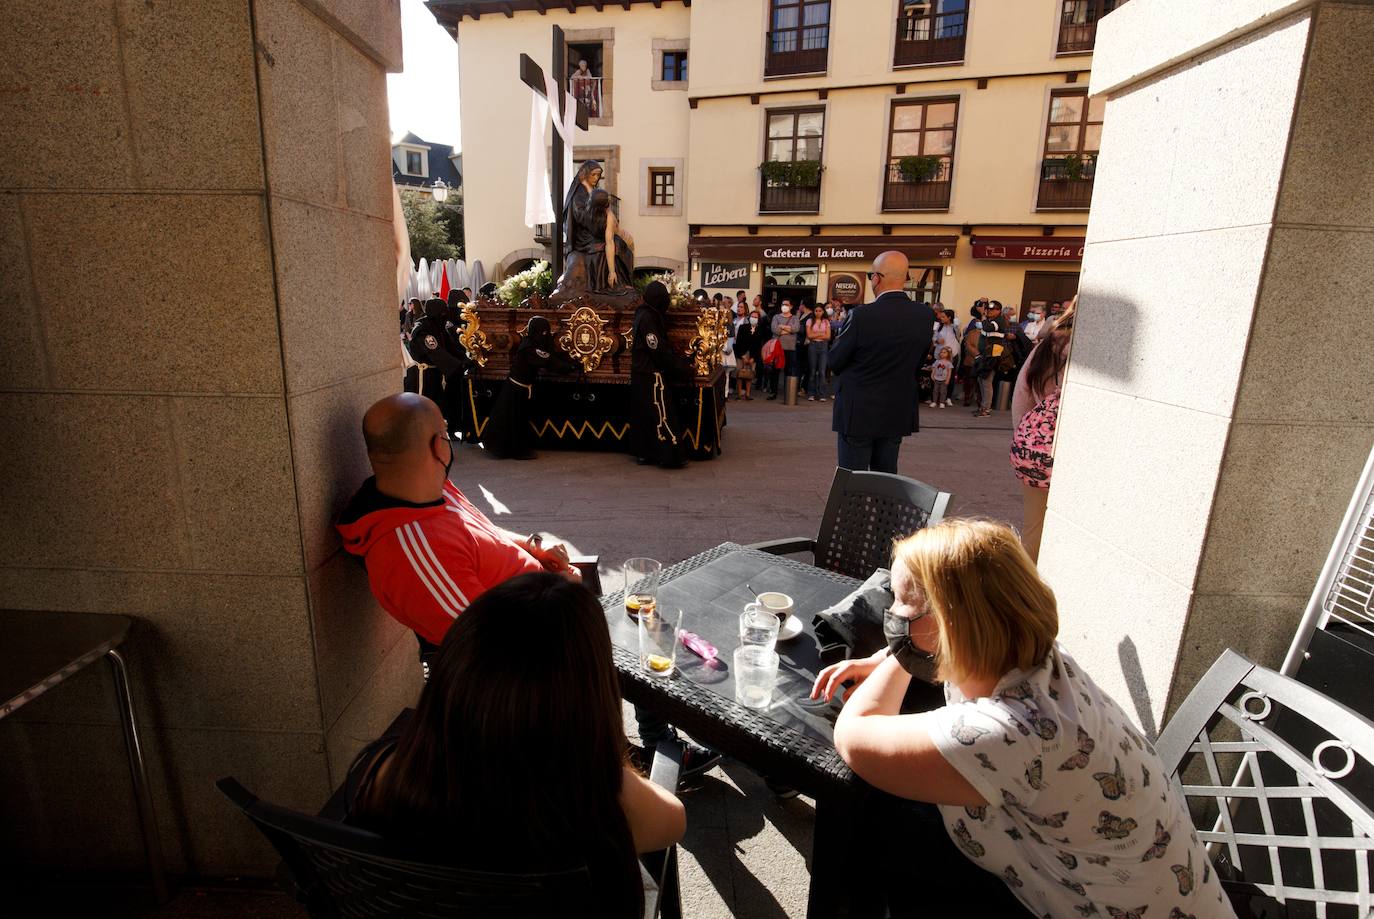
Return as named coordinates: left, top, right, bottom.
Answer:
left=462, top=371, right=726, bottom=460
left=453, top=294, right=733, bottom=461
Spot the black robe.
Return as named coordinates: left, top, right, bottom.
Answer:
left=406, top=316, right=471, bottom=435
left=629, top=304, right=692, bottom=467
left=481, top=339, right=579, bottom=459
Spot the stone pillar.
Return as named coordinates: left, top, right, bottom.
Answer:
left=1040, top=0, right=1374, bottom=737
left=0, top=0, right=417, bottom=876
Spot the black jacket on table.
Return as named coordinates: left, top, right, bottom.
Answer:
left=828, top=290, right=934, bottom=438
left=407, top=315, right=466, bottom=378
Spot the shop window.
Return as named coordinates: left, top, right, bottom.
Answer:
left=904, top=266, right=943, bottom=305
left=1037, top=89, right=1104, bottom=210
left=649, top=168, right=675, bottom=207
left=760, top=107, right=825, bottom=213
left=766, top=0, right=830, bottom=77
left=762, top=265, right=821, bottom=311
left=882, top=97, right=958, bottom=212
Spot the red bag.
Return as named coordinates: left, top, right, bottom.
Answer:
left=762, top=338, right=785, bottom=368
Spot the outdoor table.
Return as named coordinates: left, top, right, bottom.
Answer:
left=602, top=542, right=887, bottom=918
left=0, top=610, right=169, bottom=903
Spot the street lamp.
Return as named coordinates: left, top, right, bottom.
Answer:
left=431, top=179, right=449, bottom=203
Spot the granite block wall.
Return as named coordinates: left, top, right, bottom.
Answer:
left=1041, top=0, right=1374, bottom=732
left=0, top=0, right=416, bottom=876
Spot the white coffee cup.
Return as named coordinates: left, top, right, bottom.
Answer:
left=755, top=591, right=794, bottom=619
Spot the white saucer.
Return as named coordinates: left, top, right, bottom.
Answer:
left=778, top=614, right=804, bottom=641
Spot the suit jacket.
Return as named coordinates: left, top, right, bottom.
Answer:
left=829, top=290, right=934, bottom=438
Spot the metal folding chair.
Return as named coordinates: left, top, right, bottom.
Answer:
left=1156, top=649, right=1374, bottom=916
left=749, top=467, right=953, bottom=580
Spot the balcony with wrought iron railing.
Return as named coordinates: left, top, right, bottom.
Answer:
left=893, top=9, right=967, bottom=67
left=759, top=163, right=823, bottom=213
left=882, top=161, right=953, bottom=212
left=568, top=74, right=603, bottom=118
left=1036, top=155, right=1097, bottom=210
left=1057, top=0, right=1125, bottom=54
left=764, top=25, right=829, bottom=77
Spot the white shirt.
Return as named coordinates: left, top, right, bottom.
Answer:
left=928, top=644, right=1236, bottom=919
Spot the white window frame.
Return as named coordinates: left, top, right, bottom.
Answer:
left=397, top=144, right=430, bottom=178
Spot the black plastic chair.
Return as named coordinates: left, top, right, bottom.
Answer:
left=748, top=467, right=953, bottom=579
left=1156, top=649, right=1374, bottom=917
left=218, top=742, right=682, bottom=919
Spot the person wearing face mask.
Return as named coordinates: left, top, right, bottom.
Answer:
left=768, top=299, right=799, bottom=401
left=733, top=309, right=765, bottom=401
left=812, top=519, right=1233, bottom=919
left=336, top=394, right=578, bottom=661
left=931, top=308, right=961, bottom=408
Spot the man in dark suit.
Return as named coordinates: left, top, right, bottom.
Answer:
left=828, top=251, right=934, bottom=473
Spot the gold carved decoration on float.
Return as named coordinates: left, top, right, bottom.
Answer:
left=458, top=304, right=493, bottom=368
left=689, top=305, right=732, bottom=377
left=557, top=305, right=617, bottom=373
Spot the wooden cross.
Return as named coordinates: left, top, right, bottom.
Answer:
left=520, top=24, right=590, bottom=278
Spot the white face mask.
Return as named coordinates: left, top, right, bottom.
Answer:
left=750, top=317, right=758, bottom=326
left=781, top=307, right=791, bottom=315
left=826, top=308, right=834, bottom=317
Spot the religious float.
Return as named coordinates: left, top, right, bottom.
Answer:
left=455, top=161, right=732, bottom=461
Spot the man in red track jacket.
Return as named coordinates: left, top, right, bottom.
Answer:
left=337, top=394, right=575, bottom=647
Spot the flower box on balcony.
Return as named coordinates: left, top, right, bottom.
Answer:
left=759, top=160, right=823, bottom=188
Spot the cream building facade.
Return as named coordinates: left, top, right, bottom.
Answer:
left=431, top=0, right=1120, bottom=317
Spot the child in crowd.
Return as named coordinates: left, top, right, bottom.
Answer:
left=929, top=346, right=954, bottom=409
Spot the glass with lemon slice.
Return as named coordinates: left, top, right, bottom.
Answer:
left=638, top=603, right=681, bottom=678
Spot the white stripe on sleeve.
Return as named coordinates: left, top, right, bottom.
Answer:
left=396, top=527, right=459, bottom=619
left=411, top=522, right=471, bottom=609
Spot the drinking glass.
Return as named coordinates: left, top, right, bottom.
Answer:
left=639, top=605, right=682, bottom=678
left=739, top=602, right=780, bottom=653
left=734, top=646, right=779, bottom=709
left=623, top=557, right=661, bottom=618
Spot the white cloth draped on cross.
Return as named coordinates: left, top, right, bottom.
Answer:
left=525, top=73, right=577, bottom=228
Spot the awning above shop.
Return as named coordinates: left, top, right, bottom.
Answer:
left=689, top=235, right=959, bottom=262
left=970, top=236, right=1085, bottom=261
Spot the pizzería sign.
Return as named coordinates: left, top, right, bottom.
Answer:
left=971, top=237, right=1085, bottom=261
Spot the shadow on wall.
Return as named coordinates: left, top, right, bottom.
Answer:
left=1063, top=290, right=1143, bottom=387
left=1118, top=636, right=1160, bottom=740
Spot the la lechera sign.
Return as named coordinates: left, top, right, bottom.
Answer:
left=701, top=262, right=751, bottom=288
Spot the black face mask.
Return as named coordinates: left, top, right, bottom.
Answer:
left=883, top=609, right=939, bottom=683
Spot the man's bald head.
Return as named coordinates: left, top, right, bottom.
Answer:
left=871, top=251, right=909, bottom=294
left=362, top=394, right=445, bottom=465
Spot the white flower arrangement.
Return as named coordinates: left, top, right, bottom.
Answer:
left=495, top=260, right=553, bottom=307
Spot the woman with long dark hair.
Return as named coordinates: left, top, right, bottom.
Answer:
left=1010, top=297, right=1077, bottom=561
left=348, top=572, right=685, bottom=918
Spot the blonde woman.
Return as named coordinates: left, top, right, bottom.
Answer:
left=812, top=520, right=1234, bottom=919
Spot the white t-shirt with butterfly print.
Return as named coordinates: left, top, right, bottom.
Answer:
left=927, top=643, right=1236, bottom=919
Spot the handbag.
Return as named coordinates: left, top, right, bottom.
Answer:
left=1009, top=390, right=1060, bottom=488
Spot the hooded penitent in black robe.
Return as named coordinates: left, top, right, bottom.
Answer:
left=481, top=316, right=580, bottom=459
left=629, top=282, right=692, bottom=468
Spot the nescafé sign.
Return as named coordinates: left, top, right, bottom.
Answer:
left=700, top=262, right=751, bottom=288
left=829, top=273, right=864, bottom=304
